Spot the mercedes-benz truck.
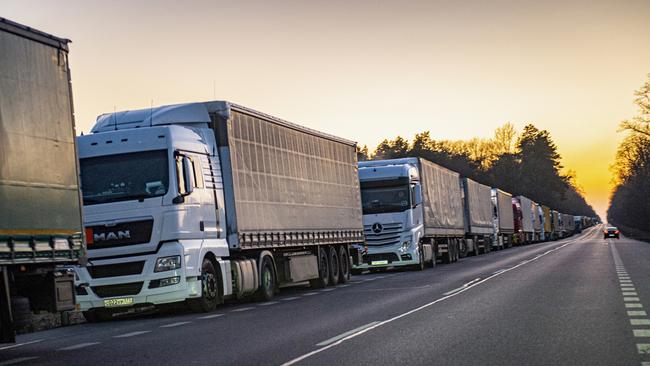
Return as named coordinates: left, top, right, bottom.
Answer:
left=1, top=18, right=84, bottom=342
left=353, top=158, right=465, bottom=272
left=75, top=101, right=363, bottom=321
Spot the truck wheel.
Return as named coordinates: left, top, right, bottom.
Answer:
left=310, top=247, right=330, bottom=289
left=188, top=258, right=220, bottom=313
left=459, top=240, right=468, bottom=258
left=256, top=256, right=276, bottom=302
left=328, top=246, right=340, bottom=286
left=411, top=244, right=425, bottom=271
left=338, top=246, right=350, bottom=284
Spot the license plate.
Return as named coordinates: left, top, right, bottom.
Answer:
left=103, top=297, right=134, bottom=308
left=371, top=260, right=388, bottom=266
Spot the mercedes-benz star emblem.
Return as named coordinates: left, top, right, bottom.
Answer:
left=372, top=223, right=383, bottom=234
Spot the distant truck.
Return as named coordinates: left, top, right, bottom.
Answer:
left=461, top=178, right=494, bottom=255
left=542, top=205, right=552, bottom=241
left=513, top=196, right=535, bottom=244
left=562, top=214, right=575, bottom=238
left=75, top=101, right=363, bottom=321
left=491, top=189, right=515, bottom=249
left=0, top=18, right=84, bottom=342
left=533, top=203, right=544, bottom=241
left=551, top=210, right=562, bottom=240
left=354, top=157, right=464, bottom=271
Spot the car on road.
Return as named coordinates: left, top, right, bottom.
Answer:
left=604, top=226, right=620, bottom=239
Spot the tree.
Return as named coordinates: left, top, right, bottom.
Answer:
left=493, top=122, right=517, bottom=155
left=356, top=145, right=369, bottom=161
left=620, top=73, right=650, bottom=137
left=373, top=136, right=409, bottom=160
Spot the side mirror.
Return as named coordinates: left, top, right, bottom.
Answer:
left=412, top=184, right=423, bottom=208
left=174, top=154, right=194, bottom=203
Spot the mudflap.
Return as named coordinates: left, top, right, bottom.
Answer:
left=1, top=267, right=15, bottom=343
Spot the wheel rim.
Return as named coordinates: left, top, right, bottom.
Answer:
left=320, top=251, right=329, bottom=279
left=263, top=266, right=272, bottom=290
left=203, top=272, right=217, bottom=300
left=331, top=252, right=339, bottom=276
left=340, top=251, right=348, bottom=276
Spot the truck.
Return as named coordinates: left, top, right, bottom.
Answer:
left=542, top=205, right=552, bottom=241
left=353, top=157, right=464, bottom=271
left=562, top=214, right=575, bottom=238
left=0, top=18, right=84, bottom=342
left=533, top=203, right=544, bottom=242
left=513, top=196, right=535, bottom=244
left=75, top=101, right=364, bottom=321
left=461, top=178, right=493, bottom=255
left=551, top=210, right=562, bottom=240
left=491, top=189, right=515, bottom=249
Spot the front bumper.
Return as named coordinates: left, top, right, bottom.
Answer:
left=75, top=242, right=201, bottom=311
left=351, top=244, right=420, bottom=270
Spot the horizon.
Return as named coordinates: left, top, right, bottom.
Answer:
left=3, top=0, right=649, bottom=219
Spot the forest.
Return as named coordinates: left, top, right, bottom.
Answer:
left=357, top=123, right=597, bottom=217
left=608, top=74, right=650, bottom=237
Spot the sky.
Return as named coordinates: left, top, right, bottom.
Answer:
left=2, top=0, right=649, bottom=219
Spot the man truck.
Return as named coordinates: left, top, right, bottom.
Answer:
left=491, top=189, right=515, bottom=250
left=75, top=101, right=364, bottom=321
left=0, top=18, right=84, bottom=342
left=461, top=178, right=494, bottom=255
left=353, top=157, right=465, bottom=271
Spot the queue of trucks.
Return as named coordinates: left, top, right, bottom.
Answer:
left=0, top=18, right=599, bottom=341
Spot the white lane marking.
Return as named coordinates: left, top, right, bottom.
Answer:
left=281, top=297, right=300, bottom=301
left=320, top=288, right=335, bottom=292
left=443, top=278, right=482, bottom=296
left=638, top=344, right=650, bottom=354
left=114, top=331, right=151, bottom=338
left=339, top=284, right=351, bottom=288
left=0, top=357, right=39, bottom=366
left=624, top=292, right=639, bottom=296
left=492, top=268, right=509, bottom=275
left=198, top=313, right=225, bottom=319
left=57, top=342, right=100, bottom=351
left=634, top=329, right=650, bottom=337
left=629, top=311, right=648, bottom=316
left=316, top=322, right=381, bottom=346
left=231, top=307, right=255, bottom=313
left=302, top=293, right=319, bottom=297
left=258, top=301, right=279, bottom=306
left=0, top=339, right=44, bottom=350
left=625, top=297, right=641, bottom=302
left=626, top=303, right=644, bottom=308
left=160, top=321, right=191, bottom=327
left=631, top=319, right=650, bottom=326
left=280, top=239, right=578, bottom=366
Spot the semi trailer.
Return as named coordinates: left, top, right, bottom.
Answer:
left=551, top=210, right=562, bottom=240
left=513, top=196, right=535, bottom=244
left=461, top=178, right=494, bottom=255
left=542, top=205, right=552, bottom=241
left=353, top=157, right=465, bottom=271
left=0, top=18, right=84, bottom=342
left=491, top=189, right=515, bottom=249
left=75, top=101, right=364, bottom=321
left=534, top=203, right=544, bottom=242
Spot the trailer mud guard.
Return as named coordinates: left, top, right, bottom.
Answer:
left=0, top=267, right=15, bottom=343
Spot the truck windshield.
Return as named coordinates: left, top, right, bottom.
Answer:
left=361, top=185, right=411, bottom=214
left=80, top=150, right=169, bottom=205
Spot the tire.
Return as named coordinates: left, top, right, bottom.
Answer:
left=256, top=256, right=276, bottom=302
left=328, top=246, right=340, bottom=286
left=411, top=244, right=425, bottom=271
left=188, top=258, right=220, bottom=313
left=83, top=309, right=113, bottom=323
left=310, top=247, right=330, bottom=289
left=338, top=246, right=350, bottom=284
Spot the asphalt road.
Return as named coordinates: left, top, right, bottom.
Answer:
left=1, top=226, right=648, bottom=366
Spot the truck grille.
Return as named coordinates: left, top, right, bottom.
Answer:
left=87, top=261, right=145, bottom=279
left=364, top=223, right=403, bottom=246
left=86, top=219, right=154, bottom=250
left=91, top=282, right=143, bottom=298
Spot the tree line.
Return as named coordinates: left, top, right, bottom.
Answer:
left=608, top=74, right=650, bottom=235
left=358, top=123, right=597, bottom=217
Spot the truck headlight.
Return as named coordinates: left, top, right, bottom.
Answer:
left=401, top=240, right=412, bottom=251
left=154, top=256, right=181, bottom=272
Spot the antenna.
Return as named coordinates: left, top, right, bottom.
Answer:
left=149, top=99, right=154, bottom=127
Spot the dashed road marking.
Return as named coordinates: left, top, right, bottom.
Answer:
left=626, top=303, right=644, bottom=309
left=114, top=331, right=151, bottom=338
left=58, top=342, right=100, bottom=351
left=0, top=339, right=44, bottom=350
left=302, top=293, right=319, bottom=296
left=281, top=297, right=300, bottom=301
left=624, top=292, right=639, bottom=296
left=258, top=301, right=279, bottom=306
left=639, top=344, right=650, bottom=354
left=231, top=307, right=255, bottom=313
left=320, top=288, right=335, bottom=292
left=339, top=284, right=351, bottom=288
left=160, top=321, right=191, bottom=327
left=629, top=311, right=648, bottom=317
left=0, top=357, right=39, bottom=366
left=626, top=297, right=641, bottom=302
left=198, top=313, right=225, bottom=319
left=316, top=322, right=381, bottom=346
left=631, top=319, right=650, bottom=326
left=635, top=330, right=650, bottom=337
